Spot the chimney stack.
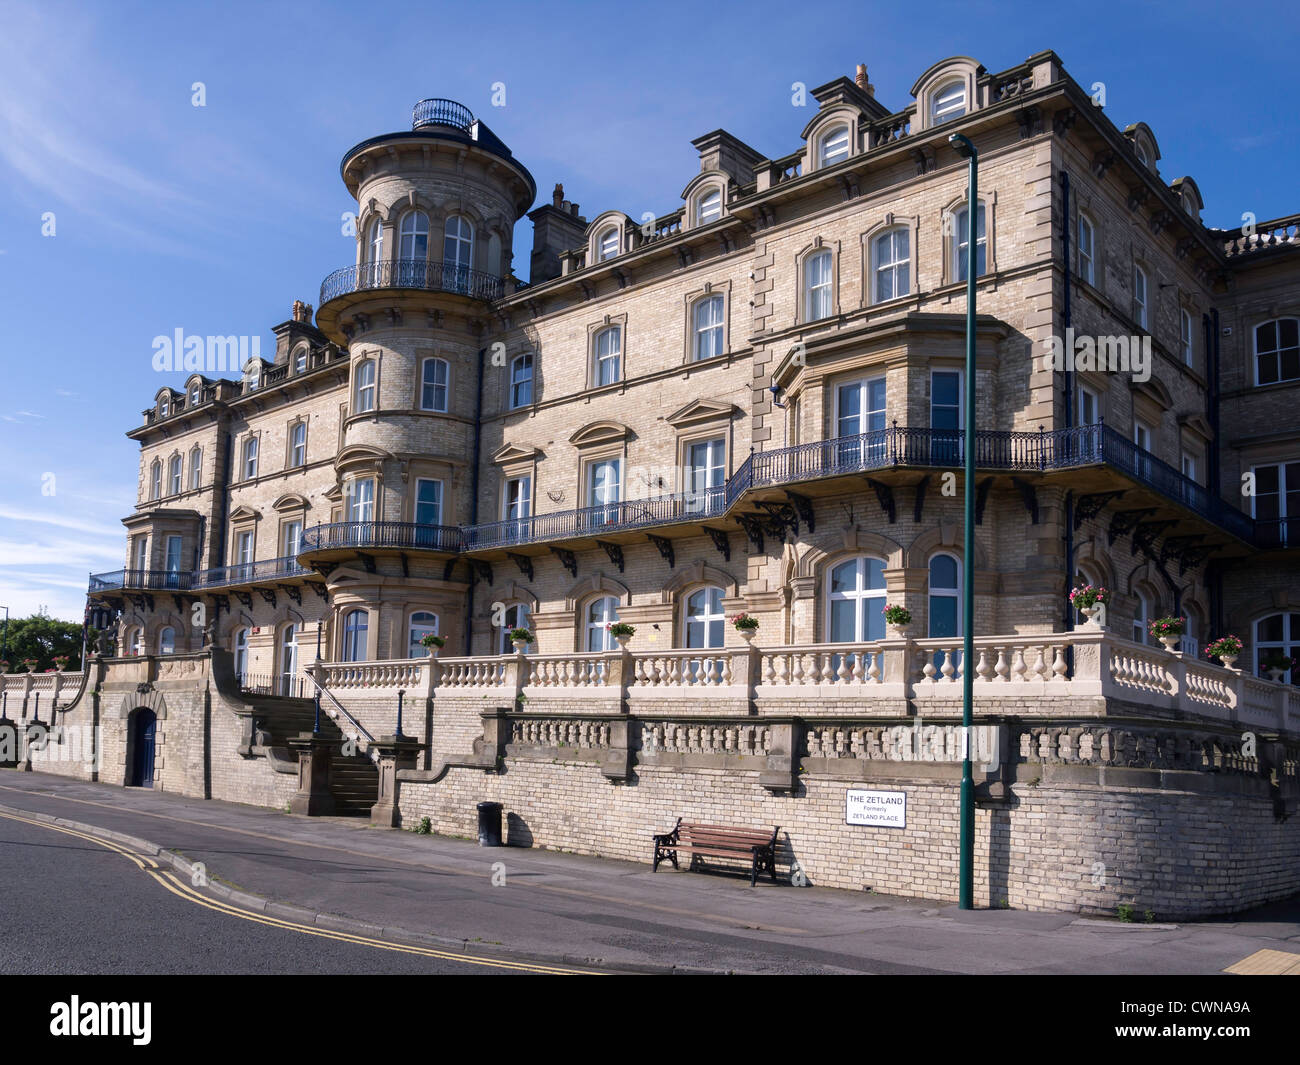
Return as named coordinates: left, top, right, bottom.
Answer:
left=855, top=63, right=875, bottom=95
left=552, top=182, right=564, bottom=207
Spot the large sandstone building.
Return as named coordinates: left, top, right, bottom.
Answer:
left=8, top=52, right=1299, bottom=916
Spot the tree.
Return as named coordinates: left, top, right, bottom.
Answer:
left=1, top=612, right=83, bottom=672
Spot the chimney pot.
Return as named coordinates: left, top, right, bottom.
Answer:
left=553, top=182, right=564, bottom=207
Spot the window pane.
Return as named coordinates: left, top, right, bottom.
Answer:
left=930, top=555, right=958, bottom=587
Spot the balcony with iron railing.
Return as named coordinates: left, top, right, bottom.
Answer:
left=319, top=259, right=504, bottom=306
left=88, top=424, right=1263, bottom=595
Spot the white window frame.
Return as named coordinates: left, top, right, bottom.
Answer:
left=1254, top=317, right=1300, bottom=387
left=168, top=455, right=182, bottom=496
left=509, top=353, right=533, bottom=408
left=1077, top=215, right=1095, bottom=285
left=953, top=203, right=986, bottom=281
left=242, top=437, right=258, bottom=481
left=930, top=80, right=966, bottom=125
left=290, top=421, right=307, bottom=467
left=871, top=227, right=910, bottom=303
left=414, top=477, right=443, bottom=527
left=503, top=475, right=532, bottom=521
left=149, top=461, right=161, bottom=500
left=696, top=188, right=722, bottom=225
left=408, top=611, right=439, bottom=659
left=927, top=553, right=962, bottom=639
left=593, top=326, right=622, bottom=387
left=158, top=627, right=176, bottom=655
left=803, top=249, right=833, bottom=322
left=444, top=216, right=473, bottom=271
left=825, top=555, right=888, bottom=643
left=189, top=447, right=202, bottom=490
left=399, top=210, right=429, bottom=261
left=420, top=357, right=448, bottom=412
left=347, top=477, right=375, bottom=523
left=693, top=294, right=725, bottom=361
left=1133, top=266, right=1148, bottom=329
left=278, top=623, right=299, bottom=696
left=341, top=609, right=368, bottom=663
left=597, top=227, right=619, bottom=262
left=282, top=520, right=302, bottom=558
left=134, top=536, right=148, bottom=573
left=354, top=359, right=376, bottom=414
left=1254, top=613, right=1300, bottom=681
left=164, top=535, right=183, bottom=575
left=819, top=124, right=850, bottom=166
left=584, top=596, right=620, bottom=652
left=1180, top=308, right=1194, bottom=367
left=1078, top=385, right=1101, bottom=426
left=682, top=586, right=726, bottom=650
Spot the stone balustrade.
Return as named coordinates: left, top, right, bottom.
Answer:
left=0, top=670, right=87, bottom=713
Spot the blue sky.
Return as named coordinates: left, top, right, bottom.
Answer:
left=1, top=0, right=1296, bottom=621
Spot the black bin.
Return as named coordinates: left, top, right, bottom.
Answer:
left=477, top=801, right=503, bottom=847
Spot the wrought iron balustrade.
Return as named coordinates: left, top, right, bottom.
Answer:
left=87, top=569, right=193, bottom=592
left=299, top=521, right=463, bottom=553
left=319, top=259, right=504, bottom=304
left=193, top=555, right=308, bottom=589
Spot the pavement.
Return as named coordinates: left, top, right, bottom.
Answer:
left=2, top=768, right=1299, bottom=975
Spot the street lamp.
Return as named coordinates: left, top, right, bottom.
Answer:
left=948, top=131, right=978, bottom=912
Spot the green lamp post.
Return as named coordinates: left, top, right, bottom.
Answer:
left=948, top=131, right=978, bottom=911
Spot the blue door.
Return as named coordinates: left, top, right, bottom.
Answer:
left=130, top=708, right=156, bottom=788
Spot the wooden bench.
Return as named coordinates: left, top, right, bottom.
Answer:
left=652, top=819, right=780, bottom=886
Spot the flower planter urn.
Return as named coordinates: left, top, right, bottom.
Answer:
left=737, top=627, right=757, bottom=645
left=1268, top=667, right=1287, bottom=683
left=512, top=639, right=529, bottom=654
left=1079, top=605, right=1104, bottom=627
left=1219, top=654, right=1238, bottom=671
left=888, top=624, right=907, bottom=640
left=615, top=635, right=631, bottom=650
left=1159, top=636, right=1181, bottom=652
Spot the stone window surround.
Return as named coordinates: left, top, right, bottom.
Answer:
left=507, top=351, right=535, bottom=410
left=860, top=214, right=920, bottom=307
left=586, top=313, right=628, bottom=390
left=276, top=509, right=306, bottom=558
left=805, top=106, right=861, bottom=173
left=675, top=422, right=731, bottom=496
left=913, top=59, right=980, bottom=133
left=189, top=445, right=203, bottom=491
left=940, top=190, right=998, bottom=288
left=237, top=430, right=262, bottom=483
left=682, top=281, right=731, bottom=364
left=586, top=212, right=628, bottom=265
left=148, top=458, right=163, bottom=501
left=352, top=351, right=380, bottom=416
left=796, top=237, right=841, bottom=325
left=165, top=450, right=184, bottom=496
left=683, top=172, right=728, bottom=230
left=228, top=512, right=258, bottom=567
left=355, top=196, right=504, bottom=278
left=1075, top=205, right=1098, bottom=288
left=406, top=464, right=451, bottom=526
left=1249, top=313, right=1300, bottom=388
left=577, top=444, right=626, bottom=511
left=496, top=448, right=538, bottom=520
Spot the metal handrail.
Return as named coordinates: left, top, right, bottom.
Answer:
left=194, top=555, right=308, bottom=589
left=320, top=259, right=504, bottom=304
left=412, top=98, right=474, bottom=132
left=301, top=670, right=375, bottom=746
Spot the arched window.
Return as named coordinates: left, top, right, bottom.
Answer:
left=243, top=359, right=261, bottom=392
left=341, top=610, right=368, bottom=663
left=444, top=216, right=473, bottom=290
left=189, top=446, right=202, bottom=490
left=931, top=79, right=966, bottom=124
left=168, top=455, right=182, bottom=495
left=1077, top=215, right=1095, bottom=285
left=696, top=188, right=722, bottom=225
left=693, top=295, right=724, bottom=360
left=408, top=612, right=439, bottom=658
left=188, top=383, right=201, bottom=408
left=928, top=555, right=961, bottom=639
left=158, top=627, right=176, bottom=655
left=149, top=460, right=162, bottom=500
left=1255, top=318, right=1300, bottom=386
left=1254, top=613, right=1300, bottom=682
left=354, top=359, right=376, bottom=413
left=584, top=596, right=620, bottom=652
left=420, top=357, right=448, bottom=412
left=818, top=124, right=850, bottom=166
left=803, top=249, right=833, bottom=321
left=159, top=394, right=170, bottom=418
left=126, top=627, right=143, bottom=656
left=1180, top=608, right=1201, bottom=658
left=509, top=353, right=533, bottom=408
left=498, top=603, right=532, bottom=654
left=683, top=586, right=725, bottom=649
left=827, top=556, right=887, bottom=642
left=364, top=219, right=384, bottom=286
left=597, top=227, right=619, bottom=262
left=593, top=326, right=622, bottom=386
left=871, top=227, right=910, bottom=302
left=293, top=346, right=308, bottom=375
left=953, top=203, right=986, bottom=280
left=233, top=627, right=249, bottom=680
left=399, top=210, right=429, bottom=261
left=278, top=623, right=299, bottom=696
left=1133, top=590, right=1153, bottom=645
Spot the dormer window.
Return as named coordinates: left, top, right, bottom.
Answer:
left=819, top=125, right=850, bottom=166
left=159, top=395, right=170, bottom=417
left=293, top=346, right=308, bottom=374
left=1135, top=143, right=1149, bottom=166
left=598, top=227, right=619, bottom=262
left=931, top=80, right=966, bottom=125
left=188, top=383, right=201, bottom=407
left=696, top=188, right=722, bottom=225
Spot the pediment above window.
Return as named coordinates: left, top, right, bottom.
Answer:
left=569, top=420, right=632, bottom=448
left=1177, top=412, right=1214, bottom=441
left=492, top=442, right=543, bottom=465
left=665, top=398, right=738, bottom=428
left=1133, top=377, right=1174, bottom=411
left=335, top=443, right=391, bottom=474
left=228, top=504, right=261, bottom=522
left=271, top=493, right=311, bottom=512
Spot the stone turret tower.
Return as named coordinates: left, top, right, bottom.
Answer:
left=314, top=99, right=536, bottom=531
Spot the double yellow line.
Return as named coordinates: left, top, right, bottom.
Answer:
left=0, top=810, right=599, bottom=975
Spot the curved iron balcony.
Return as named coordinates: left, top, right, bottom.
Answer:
left=88, top=569, right=194, bottom=593
left=192, top=555, right=307, bottom=589
left=299, top=521, right=463, bottom=553
left=320, top=259, right=503, bottom=305
left=412, top=98, right=474, bottom=132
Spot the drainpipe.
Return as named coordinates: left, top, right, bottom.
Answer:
left=1060, top=171, right=1076, bottom=638
left=463, top=346, right=486, bottom=656
left=1207, top=308, right=1224, bottom=634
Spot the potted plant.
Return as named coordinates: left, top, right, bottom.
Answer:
left=0, top=660, right=9, bottom=674
left=1148, top=616, right=1185, bottom=651
left=1261, top=650, right=1295, bottom=683
left=606, top=621, right=635, bottom=649
left=1204, top=635, right=1243, bottom=670
left=52, top=654, right=71, bottom=671
left=1069, top=584, right=1112, bottom=626
left=20, top=658, right=37, bottom=673
left=730, top=612, right=759, bottom=644
left=508, top=627, right=534, bottom=653
left=882, top=603, right=912, bottom=638
left=419, top=633, right=446, bottom=657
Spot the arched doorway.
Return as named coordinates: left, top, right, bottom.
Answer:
left=128, top=708, right=156, bottom=788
